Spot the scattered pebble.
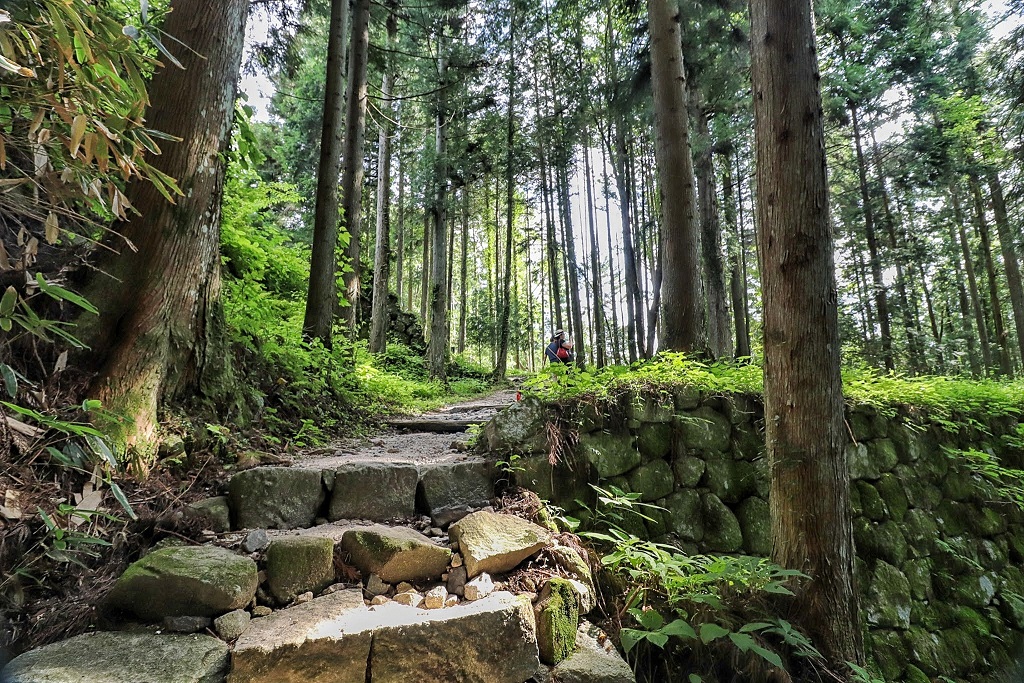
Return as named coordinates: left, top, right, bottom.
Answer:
left=370, top=595, right=390, bottom=606
left=396, top=581, right=415, bottom=594
left=394, top=591, right=424, bottom=608
left=464, top=573, right=494, bottom=601
left=252, top=606, right=273, bottom=617
left=424, top=585, right=448, bottom=609
left=444, top=594, right=459, bottom=608
left=365, top=574, right=389, bottom=597
left=242, top=529, right=270, bottom=553
left=451, top=553, right=463, bottom=568
left=294, top=592, right=313, bottom=605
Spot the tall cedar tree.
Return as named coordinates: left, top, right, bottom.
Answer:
left=750, top=0, right=864, bottom=668
left=81, top=0, right=248, bottom=455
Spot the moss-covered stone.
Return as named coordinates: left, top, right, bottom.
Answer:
left=342, top=525, right=452, bottom=583
left=702, top=456, right=758, bottom=505
left=904, top=664, right=930, bottom=683
left=626, top=393, right=675, bottom=424
left=997, top=590, right=1024, bottom=629
left=627, top=459, right=674, bottom=502
left=265, top=536, right=335, bottom=605
left=902, top=509, right=939, bottom=554
left=874, top=521, right=909, bottom=567
left=643, top=505, right=669, bottom=538
left=187, top=497, right=231, bottom=533
left=735, top=497, right=770, bottom=557
left=481, top=396, right=550, bottom=454
left=875, top=473, right=909, bottom=523
left=229, top=467, right=325, bottom=530
left=937, top=571, right=999, bottom=608
left=933, top=627, right=981, bottom=676
left=934, top=500, right=968, bottom=536
left=847, top=442, right=880, bottom=481
left=968, top=505, right=1008, bottom=537
left=979, top=538, right=1009, bottom=571
left=903, top=559, right=933, bottom=601
left=672, top=455, right=705, bottom=488
left=573, top=402, right=605, bottom=434
left=673, top=386, right=701, bottom=410
left=869, top=629, right=907, bottom=681
left=849, top=482, right=863, bottom=517
left=848, top=412, right=874, bottom=442
left=700, top=494, right=742, bottom=553
left=902, top=626, right=943, bottom=675
left=731, top=424, right=764, bottom=462
left=893, top=464, right=942, bottom=509
left=107, top=546, right=258, bottom=620
left=953, top=606, right=991, bottom=636
left=866, top=561, right=911, bottom=629
left=536, top=579, right=580, bottom=665
left=870, top=439, right=899, bottom=473
left=662, top=489, right=703, bottom=542
left=676, top=407, right=731, bottom=452
left=578, top=432, right=641, bottom=479
left=856, top=481, right=887, bottom=521
left=943, top=467, right=979, bottom=502
left=636, top=423, right=673, bottom=462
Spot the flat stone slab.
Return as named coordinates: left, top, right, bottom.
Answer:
left=107, top=545, right=257, bottom=620
left=449, top=511, right=551, bottom=578
left=328, top=461, right=419, bottom=521
left=418, top=459, right=495, bottom=525
left=229, top=466, right=325, bottom=530
left=369, top=592, right=539, bottom=683
left=2, top=632, right=228, bottom=683
left=265, top=536, right=336, bottom=605
left=341, top=524, right=451, bottom=584
left=229, top=589, right=372, bottom=683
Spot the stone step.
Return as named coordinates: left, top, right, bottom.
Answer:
left=387, top=417, right=479, bottom=432
left=228, top=458, right=497, bottom=530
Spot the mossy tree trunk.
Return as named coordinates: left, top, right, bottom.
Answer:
left=80, top=0, right=248, bottom=459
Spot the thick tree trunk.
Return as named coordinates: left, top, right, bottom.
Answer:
left=339, top=0, right=371, bottom=334
left=369, top=9, right=398, bottom=354
left=648, top=0, right=705, bottom=354
left=750, top=0, right=863, bottom=667
left=987, top=170, right=1024, bottom=369
left=303, top=0, right=349, bottom=346
left=971, top=175, right=1013, bottom=376
left=427, top=54, right=450, bottom=380
left=82, top=0, right=248, bottom=456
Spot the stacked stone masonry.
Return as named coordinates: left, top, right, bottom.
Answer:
left=492, top=391, right=1024, bottom=682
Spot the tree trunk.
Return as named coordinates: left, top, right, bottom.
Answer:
left=494, top=7, right=517, bottom=380
left=584, top=138, right=607, bottom=367
left=395, top=102, right=406, bottom=308
left=427, top=53, right=450, bottom=380
left=339, top=0, right=371, bottom=334
left=420, top=210, right=429, bottom=324
left=750, top=0, right=863, bottom=667
left=82, top=0, right=248, bottom=456
left=458, top=186, right=469, bottom=355
left=971, top=175, right=1013, bottom=376
left=723, top=152, right=750, bottom=358
left=614, top=121, right=645, bottom=361
left=951, top=185, right=991, bottom=374
left=369, top=8, right=397, bottom=354
left=601, top=143, right=623, bottom=364
left=988, top=169, right=1024, bottom=369
left=648, top=0, right=705, bottom=354
left=557, top=163, right=586, bottom=367
left=303, top=0, right=349, bottom=346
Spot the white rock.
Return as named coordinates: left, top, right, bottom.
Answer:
left=444, top=595, right=459, bottom=608
left=370, top=595, right=390, bottom=606
left=464, top=573, right=494, bottom=601
left=424, top=586, right=448, bottom=609
left=394, top=591, right=424, bottom=608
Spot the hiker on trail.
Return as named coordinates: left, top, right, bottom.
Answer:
left=545, top=329, right=574, bottom=365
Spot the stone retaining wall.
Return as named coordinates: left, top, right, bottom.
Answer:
left=482, top=390, right=1024, bottom=682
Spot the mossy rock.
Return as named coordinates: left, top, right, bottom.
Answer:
left=673, top=386, right=701, bottom=411
left=849, top=483, right=862, bottom=517
left=229, top=467, right=325, bottom=530
left=868, top=629, right=907, bottom=681
left=848, top=411, right=874, bottom=442
left=722, top=395, right=757, bottom=426
left=942, top=467, right=980, bottom=502
left=731, top=423, right=764, bottom=462
left=967, top=505, right=1007, bottom=537
left=873, top=520, right=909, bottom=567
left=978, top=538, right=1009, bottom=571
left=186, top=497, right=231, bottom=533
left=635, top=422, right=673, bottom=463
left=700, top=493, right=742, bottom=553
left=870, top=438, right=899, bottom=472
left=855, top=481, right=887, bottom=522
left=341, top=525, right=451, bottom=583
left=265, top=536, right=335, bottom=605
left=107, top=546, right=258, bottom=621
left=938, top=571, right=999, bottom=608
left=643, top=505, right=669, bottom=538
left=701, top=455, right=758, bottom=505
left=902, top=626, right=943, bottom=675
left=578, top=432, right=641, bottom=479
left=865, top=560, right=911, bottom=629
left=481, top=396, right=550, bottom=454
left=933, top=627, right=981, bottom=676
left=875, top=473, right=909, bottom=522
left=903, top=559, right=933, bottom=601
left=934, top=500, right=968, bottom=536
left=536, top=578, right=580, bottom=665
left=904, top=664, right=930, bottom=683
left=735, top=497, right=770, bottom=557
left=662, top=489, right=703, bottom=542
left=625, top=392, right=674, bottom=424
left=627, top=459, right=674, bottom=502
left=902, top=509, right=939, bottom=554
left=672, top=455, right=705, bottom=488
left=676, top=407, right=731, bottom=452
left=953, top=606, right=991, bottom=636
left=846, top=442, right=880, bottom=481
left=893, top=464, right=942, bottom=509
left=997, top=591, right=1024, bottom=629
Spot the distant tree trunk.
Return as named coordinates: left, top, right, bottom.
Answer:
left=82, top=0, right=248, bottom=455
left=369, top=8, right=397, bottom=354
left=557, top=163, right=586, bottom=367
left=339, top=0, right=371, bottom=334
left=989, top=170, right=1024, bottom=368
left=601, top=143, right=623, bottom=364
left=951, top=185, right=991, bottom=374
left=584, top=138, right=607, bottom=367
left=395, top=103, right=406, bottom=307
left=946, top=219, right=982, bottom=376
left=614, top=121, right=644, bottom=361
left=694, top=97, right=732, bottom=358
left=971, top=175, right=1013, bottom=376
left=539, top=135, right=563, bottom=334
left=303, top=0, right=349, bottom=346
left=420, top=210, right=429, bottom=324
left=723, top=152, right=750, bottom=358
left=750, top=0, right=863, bottom=668
left=427, top=52, right=450, bottom=380
left=458, top=187, right=469, bottom=354
left=849, top=102, right=893, bottom=371
left=494, top=8, right=517, bottom=379
left=648, top=0, right=705, bottom=354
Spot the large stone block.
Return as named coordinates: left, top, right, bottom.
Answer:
left=341, top=524, right=451, bottom=584
left=265, top=536, right=336, bottom=605
left=625, top=393, right=674, bottom=423
left=2, top=632, right=228, bottom=683
left=450, top=511, right=551, bottom=578
left=369, top=592, right=539, bottom=683
left=662, top=489, right=703, bottom=542
left=328, top=461, right=419, bottom=521
left=418, top=459, right=495, bottom=524
left=481, top=397, right=550, bottom=454
left=676, top=407, right=731, bottom=452
left=577, top=432, right=640, bottom=479
left=866, top=561, right=912, bottom=629
left=229, top=589, right=372, bottom=683
left=229, top=466, right=325, bottom=530
left=551, top=621, right=635, bottom=683
left=700, top=493, right=742, bottom=552
left=847, top=442, right=880, bottom=481
left=626, top=459, right=674, bottom=502
left=636, top=423, right=673, bottom=462
left=735, top=496, right=770, bottom=557
left=107, top=546, right=257, bottom=620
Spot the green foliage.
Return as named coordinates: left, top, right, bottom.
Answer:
left=943, top=445, right=1024, bottom=510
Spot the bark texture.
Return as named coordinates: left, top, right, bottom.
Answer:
left=750, top=0, right=863, bottom=667
left=648, top=0, right=705, bottom=353
left=82, top=0, right=248, bottom=455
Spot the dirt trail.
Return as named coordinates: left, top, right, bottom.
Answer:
left=289, top=389, right=517, bottom=469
